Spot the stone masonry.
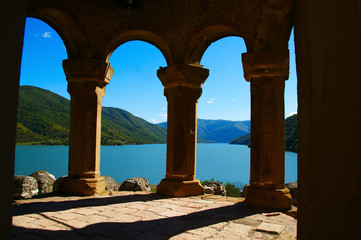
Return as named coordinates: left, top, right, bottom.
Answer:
left=12, top=192, right=296, bottom=240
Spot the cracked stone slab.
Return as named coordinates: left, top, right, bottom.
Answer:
left=255, top=222, right=285, bottom=234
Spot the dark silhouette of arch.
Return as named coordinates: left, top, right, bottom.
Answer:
left=28, top=8, right=89, bottom=59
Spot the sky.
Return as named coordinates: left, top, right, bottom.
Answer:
left=20, top=18, right=297, bottom=123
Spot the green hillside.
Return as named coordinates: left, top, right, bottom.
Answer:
left=284, top=114, right=298, bottom=152
left=229, top=133, right=251, bottom=146
left=16, top=86, right=166, bottom=145
left=230, top=114, right=298, bottom=152
left=101, top=107, right=167, bottom=145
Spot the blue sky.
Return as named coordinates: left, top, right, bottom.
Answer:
left=20, top=18, right=297, bottom=123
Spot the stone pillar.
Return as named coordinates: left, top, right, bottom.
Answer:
left=60, top=58, right=113, bottom=195
left=242, top=50, right=292, bottom=210
left=156, top=64, right=209, bottom=197
left=1, top=1, right=28, bottom=238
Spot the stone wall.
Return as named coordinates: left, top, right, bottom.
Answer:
left=295, top=0, right=361, bottom=239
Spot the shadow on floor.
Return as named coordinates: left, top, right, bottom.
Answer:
left=13, top=194, right=257, bottom=239
left=13, top=193, right=162, bottom=217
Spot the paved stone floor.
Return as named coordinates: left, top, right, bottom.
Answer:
left=12, top=192, right=297, bottom=240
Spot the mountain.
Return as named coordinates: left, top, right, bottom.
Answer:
left=284, top=114, right=298, bottom=152
left=229, top=133, right=251, bottom=146
left=230, top=114, right=298, bottom=152
left=197, top=119, right=250, bottom=143
left=158, top=119, right=250, bottom=143
left=16, top=86, right=70, bottom=144
left=16, top=86, right=167, bottom=145
left=101, top=107, right=167, bottom=145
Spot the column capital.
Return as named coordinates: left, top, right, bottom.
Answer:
left=157, top=64, right=209, bottom=88
left=242, top=50, right=289, bottom=82
left=63, top=58, right=113, bottom=86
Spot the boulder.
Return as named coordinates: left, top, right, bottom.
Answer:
left=104, top=176, right=118, bottom=192
left=30, top=171, right=56, bottom=194
left=13, top=175, right=39, bottom=198
left=203, top=181, right=226, bottom=196
left=240, top=190, right=245, bottom=198
left=286, top=182, right=298, bottom=206
left=53, top=176, right=67, bottom=192
left=118, top=177, right=151, bottom=192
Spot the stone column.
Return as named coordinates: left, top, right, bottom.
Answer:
left=242, top=50, right=292, bottom=210
left=60, top=58, right=113, bottom=195
left=156, top=64, right=209, bottom=197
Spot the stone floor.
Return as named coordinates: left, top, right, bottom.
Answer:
left=12, top=192, right=297, bottom=240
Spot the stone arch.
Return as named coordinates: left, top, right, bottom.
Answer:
left=27, top=8, right=90, bottom=58
left=184, top=25, right=246, bottom=66
left=105, top=30, right=172, bottom=65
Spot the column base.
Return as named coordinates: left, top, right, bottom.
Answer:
left=245, top=185, right=292, bottom=210
left=58, top=176, right=107, bottom=196
left=157, top=178, right=204, bottom=197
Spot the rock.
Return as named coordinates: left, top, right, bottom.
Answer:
left=286, top=182, right=298, bottom=206
left=240, top=190, right=245, bottom=197
left=104, top=176, right=118, bottom=192
left=118, top=177, right=151, bottom=192
left=30, top=171, right=56, bottom=194
left=204, top=186, right=215, bottom=194
left=53, top=176, right=67, bottom=192
left=13, top=175, right=39, bottom=198
left=203, top=181, right=226, bottom=196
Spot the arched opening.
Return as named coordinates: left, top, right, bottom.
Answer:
left=196, top=36, right=250, bottom=195
left=15, top=17, right=69, bottom=191
left=284, top=29, right=298, bottom=185
left=100, top=40, right=168, bottom=187
left=196, top=34, right=298, bottom=197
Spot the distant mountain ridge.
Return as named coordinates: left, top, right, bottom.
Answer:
left=158, top=119, right=250, bottom=143
left=16, top=86, right=167, bottom=145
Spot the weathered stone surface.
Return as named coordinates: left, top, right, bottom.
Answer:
left=157, top=179, right=204, bottom=197
left=104, top=176, right=118, bottom=192
left=245, top=185, right=292, bottom=210
left=30, top=170, right=56, bottom=194
left=13, top=175, right=38, bottom=198
left=119, top=177, right=151, bottom=192
left=53, top=176, right=67, bottom=192
left=55, top=176, right=107, bottom=196
left=286, top=182, right=298, bottom=206
left=255, top=222, right=285, bottom=234
left=203, top=181, right=226, bottom=196
left=157, top=65, right=207, bottom=197
left=12, top=193, right=297, bottom=239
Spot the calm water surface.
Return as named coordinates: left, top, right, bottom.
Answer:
left=15, top=143, right=297, bottom=185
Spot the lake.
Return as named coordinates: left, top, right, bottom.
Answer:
left=15, top=143, right=298, bottom=186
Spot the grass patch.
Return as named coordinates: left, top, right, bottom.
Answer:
left=200, top=178, right=245, bottom=198
left=150, top=184, right=157, bottom=193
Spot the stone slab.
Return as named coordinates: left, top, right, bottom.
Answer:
left=255, top=222, right=285, bottom=234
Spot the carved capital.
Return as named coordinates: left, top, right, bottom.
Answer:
left=164, top=85, right=203, bottom=103
left=63, top=58, right=113, bottom=86
left=242, top=50, right=289, bottom=82
left=67, top=81, right=106, bottom=102
left=157, top=64, right=209, bottom=88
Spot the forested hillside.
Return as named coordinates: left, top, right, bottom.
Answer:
left=16, top=86, right=167, bottom=145
left=230, top=114, right=298, bottom=152
left=284, top=114, right=298, bottom=152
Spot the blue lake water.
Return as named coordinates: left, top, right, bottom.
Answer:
left=15, top=143, right=297, bottom=185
